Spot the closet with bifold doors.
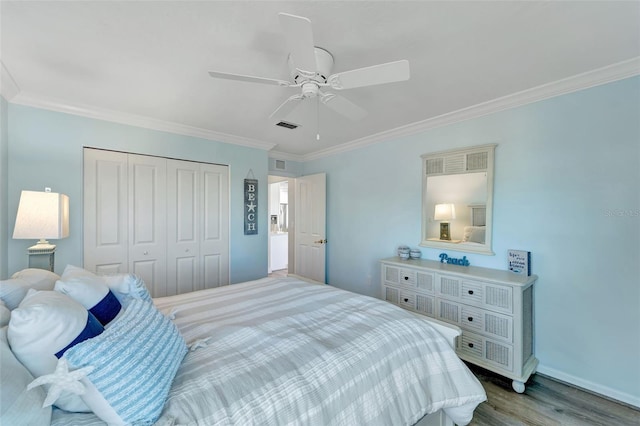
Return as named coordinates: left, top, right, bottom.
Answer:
left=83, top=148, right=230, bottom=297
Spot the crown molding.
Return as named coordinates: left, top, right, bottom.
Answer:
left=0, top=61, right=20, bottom=101
left=302, top=56, right=640, bottom=162
left=5, top=57, right=638, bottom=160
left=9, top=92, right=277, bottom=152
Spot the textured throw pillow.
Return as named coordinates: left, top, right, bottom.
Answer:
left=55, top=266, right=122, bottom=326
left=0, top=327, right=52, bottom=425
left=1, top=268, right=60, bottom=310
left=62, top=299, right=187, bottom=425
left=103, top=273, right=152, bottom=304
left=7, top=290, right=103, bottom=412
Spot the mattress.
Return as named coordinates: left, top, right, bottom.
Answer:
left=52, top=276, right=486, bottom=425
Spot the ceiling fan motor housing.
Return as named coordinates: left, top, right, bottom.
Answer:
left=289, top=47, right=334, bottom=85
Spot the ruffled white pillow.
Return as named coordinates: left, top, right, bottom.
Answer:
left=7, top=290, right=103, bottom=412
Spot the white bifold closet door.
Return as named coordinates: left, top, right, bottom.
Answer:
left=83, top=148, right=229, bottom=297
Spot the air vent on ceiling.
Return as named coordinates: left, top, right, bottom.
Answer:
left=275, top=121, right=299, bottom=129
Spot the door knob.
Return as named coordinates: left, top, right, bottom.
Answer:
left=314, top=239, right=327, bottom=244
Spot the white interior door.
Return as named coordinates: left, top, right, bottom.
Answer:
left=166, top=159, right=199, bottom=296
left=83, top=149, right=128, bottom=274
left=294, top=173, right=326, bottom=283
left=128, top=154, right=167, bottom=297
left=200, top=163, right=230, bottom=290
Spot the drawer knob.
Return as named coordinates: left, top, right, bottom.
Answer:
left=468, top=343, right=474, bottom=348
left=403, top=298, right=409, bottom=303
left=404, top=276, right=409, bottom=281
left=468, top=317, right=474, bottom=322
left=468, top=290, right=474, bottom=295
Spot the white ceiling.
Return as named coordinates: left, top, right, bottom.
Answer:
left=2, top=1, right=639, bottom=160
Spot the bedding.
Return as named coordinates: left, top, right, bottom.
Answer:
left=48, top=276, right=486, bottom=426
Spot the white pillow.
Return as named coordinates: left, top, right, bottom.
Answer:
left=59, top=265, right=151, bottom=306
left=55, top=267, right=122, bottom=326
left=0, top=327, right=51, bottom=425
left=1, top=268, right=60, bottom=310
left=463, top=226, right=486, bottom=244
left=62, top=299, right=187, bottom=425
left=0, top=300, right=10, bottom=327
left=7, top=290, right=103, bottom=412
left=11, top=268, right=60, bottom=287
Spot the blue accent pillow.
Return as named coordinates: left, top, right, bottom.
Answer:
left=55, top=312, right=104, bottom=358
left=88, top=290, right=121, bottom=325
left=64, top=299, right=187, bottom=425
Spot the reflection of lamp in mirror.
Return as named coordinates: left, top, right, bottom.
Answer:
left=434, top=203, right=456, bottom=240
left=12, top=189, right=69, bottom=271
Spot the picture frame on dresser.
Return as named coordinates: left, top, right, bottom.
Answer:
left=380, top=256, right=538, bottom=393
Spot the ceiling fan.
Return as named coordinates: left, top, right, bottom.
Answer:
left=208, top=13, right=410, bottom=127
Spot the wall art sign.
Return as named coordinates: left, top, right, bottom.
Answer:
left=439, top=253, right=470, bottom=266
left=244, top=178, right=258, bottom=235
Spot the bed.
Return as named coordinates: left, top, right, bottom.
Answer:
left=2, top=268, right=486, bottom=426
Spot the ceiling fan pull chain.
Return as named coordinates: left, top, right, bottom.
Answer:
left=316, top=97, right=320, bottom=141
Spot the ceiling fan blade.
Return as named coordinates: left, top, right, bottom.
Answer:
left=270, top=94, right=305, bottom=122
left=208, top=71, right=291, bottom=87
left=278, top=13, right=317, bottom=73
left=328, top=60, right=410, bottom=90
left=321, top=93, right=367, bottom=121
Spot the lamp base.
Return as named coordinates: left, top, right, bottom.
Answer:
left=27, top=239, right=56, bottom=255
left=439, top=222, right=451, bottom=240
left=27, top=240, right=56, bottom=272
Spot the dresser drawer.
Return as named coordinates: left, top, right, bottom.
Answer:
left=399, top=290, right=415, bottom=310
left=468, top=306, right=512, bottom=342
left=458, top=330, right=513, bottom=372
left=459, top=282, right=513, bottom=314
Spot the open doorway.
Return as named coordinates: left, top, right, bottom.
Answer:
left=268, top=176, right=289, bottom=277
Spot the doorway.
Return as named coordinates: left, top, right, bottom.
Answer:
left=268, top=176, right=289, bottom=276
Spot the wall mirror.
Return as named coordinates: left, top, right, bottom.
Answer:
left=421, top=144, right=496, bottom=255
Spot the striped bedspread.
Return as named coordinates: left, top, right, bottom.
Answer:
left=53, top=277, right=486, bottom=426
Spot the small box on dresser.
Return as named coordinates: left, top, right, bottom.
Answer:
left=380, top=257, right=538, bottom=393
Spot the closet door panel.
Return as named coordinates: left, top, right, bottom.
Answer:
left=83, top=149, right=128, bottom=273
left=128, top=154, right=167, bottom=297
left=167, top=160, right=200, bottom=295
left=200, top=164, right=229, bottom=288
left=203, top=254, right=222, bottom=288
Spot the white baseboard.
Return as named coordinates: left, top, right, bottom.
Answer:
left=536, top=364, right=640, bottom=409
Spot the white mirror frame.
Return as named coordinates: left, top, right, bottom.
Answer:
left=420, top=144, right=496, bottom=255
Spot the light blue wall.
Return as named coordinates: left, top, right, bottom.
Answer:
left=0, top=96, right=8, bottom=279
left=304, top=76, right=640, bottom=405
left=6, top=104, right=269, bottom=283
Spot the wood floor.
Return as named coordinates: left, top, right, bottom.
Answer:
left=468, top=364, right=639, bottom=426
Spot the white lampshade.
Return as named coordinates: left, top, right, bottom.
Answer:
left=434, top=203, right=456, bottom=221
left=13, top=190, right=70, bottom=244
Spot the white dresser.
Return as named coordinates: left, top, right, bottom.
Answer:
left=380, top=257, right=538, bottom=392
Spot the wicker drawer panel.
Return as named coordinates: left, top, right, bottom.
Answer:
left=384, top=285, right=399, bottom=304
left=459, top=330, right=513, bottom=372
left=415, top=294, right=435, bottom=316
